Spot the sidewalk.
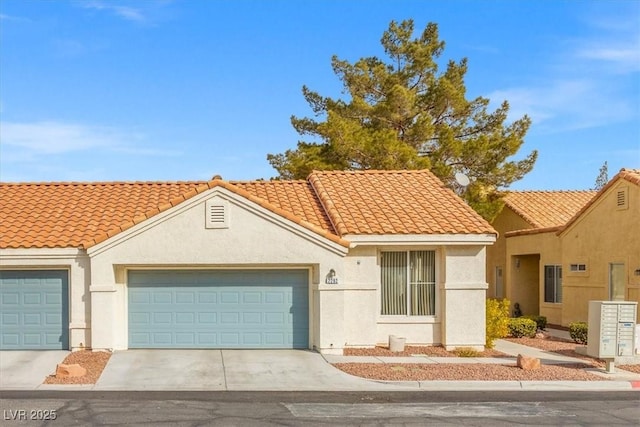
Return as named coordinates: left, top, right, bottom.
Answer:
left=3, top=331, right=639, bottom=392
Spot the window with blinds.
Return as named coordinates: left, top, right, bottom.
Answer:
left=381, top=250, right=436, bottom=316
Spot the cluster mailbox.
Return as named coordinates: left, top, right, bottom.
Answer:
left=587, top=301, right=637, bottom=364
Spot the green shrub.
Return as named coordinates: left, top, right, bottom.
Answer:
left=486, top=298, right=510, bottom=349
left=522, top=314, right=547, bottom=330
left=569, top=322, right=588, bottom=345
left=508, top=318, right=537, bottom=338
left=453, top=347, right=481, bottom=357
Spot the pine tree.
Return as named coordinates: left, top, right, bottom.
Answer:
left=593, top=161, right=608, bottom=191
left=267, top=20, right=537, bottom=220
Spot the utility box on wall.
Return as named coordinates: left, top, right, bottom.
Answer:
left=587, top=301, right=637, bottom=359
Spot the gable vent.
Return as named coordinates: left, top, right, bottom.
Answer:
left=205, top=200, right=229, bottom=229
left=616, top=187, right=628, bottom=210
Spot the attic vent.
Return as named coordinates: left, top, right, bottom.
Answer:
left=616, top=187, right=628, bottom=210
left=205, top=200, right=229, bottom=229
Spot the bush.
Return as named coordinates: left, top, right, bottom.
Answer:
left=486, top=298, right=510, bottom=349
left=522, top=314, right=547, bottom=330
left=508, top=318, right=537, bottom=338
left=569, top=322, right=588, bottom=345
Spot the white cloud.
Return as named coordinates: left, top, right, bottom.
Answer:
left=1, top=121, right=119, bottom=154
left=489, top=77, right=635, bottom=132
left=0, top=14, right=30, bottom=22
left=80, top=1, right=146, bottom=23
left=489, top=9, right=639, bottom=134
left=0, top=120, right=179, bottom=158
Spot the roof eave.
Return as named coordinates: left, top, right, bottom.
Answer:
left=345, top=233, right=497, bottom=247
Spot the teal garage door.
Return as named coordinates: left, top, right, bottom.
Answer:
left=128, top=270, right=309, bottom=349
left=0, top=270, right=69, bottom=350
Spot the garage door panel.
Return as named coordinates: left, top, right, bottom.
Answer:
left=0, top=270, right=69, bottom=350
left=128, top=270, right=308, bottom=349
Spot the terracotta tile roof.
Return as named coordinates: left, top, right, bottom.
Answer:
left=308, top=170, right=496, bottom=235
left=231, top=180, right=334, bottom=233
left=1, top=169, right=496, bottom=250
left=0, top=179, right=347, bottom=249
left=619, top=168, right=640, bottom=186
left=559, top=168, right=640, bottom=234
left=503, top=190, right=596, bottom=229
left=0, top=181, right=207, bottom=249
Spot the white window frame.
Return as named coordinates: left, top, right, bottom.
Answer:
left=569, top=263, right=587, bottom=272
left=380, top=250, right=436, bottom=316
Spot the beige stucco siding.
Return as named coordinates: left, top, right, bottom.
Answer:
left=505, top=231, right=562, bottom=324
left=87, top=189, right=347, bottom=351
left=486, top=207, right=532, bottom=297
left=561, top=180, right=640, bottom=324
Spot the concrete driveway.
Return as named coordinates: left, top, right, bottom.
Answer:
left=95, top=349, right=397, bottom=391
left=0, top=351, right=68, bottom=389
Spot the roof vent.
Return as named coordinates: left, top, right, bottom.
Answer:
left=616, top=187, right=628, bottom=210
left=205, top=199, right=229, bottom=229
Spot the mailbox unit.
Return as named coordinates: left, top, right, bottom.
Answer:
left=587, top=301, right=637, bottom=359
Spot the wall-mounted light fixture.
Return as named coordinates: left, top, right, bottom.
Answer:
left=634, top=268, right=640, bottom=276
left=515, top=258, right=520, bottom=269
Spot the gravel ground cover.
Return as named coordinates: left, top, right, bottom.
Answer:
left=334, top=362, right=606, bottom=381
left=336, top=335, right=639, bottom=381
left=344, top=345, right=506, bottom=358
left=40, top=335, right=638, bottom=385
left=43, top=350, right=111, bottom=385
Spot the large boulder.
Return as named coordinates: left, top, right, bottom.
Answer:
left=56, top=363, right=87, bottom=378
left=517, top=354, right=541, bottom=370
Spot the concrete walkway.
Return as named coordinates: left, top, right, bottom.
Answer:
left=3, top=332, right=640, bottom=392
left=0, top=351, right=69, bottom=390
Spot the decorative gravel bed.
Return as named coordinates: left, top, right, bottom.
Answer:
left=618, top=364, right=640, bottom=374
left=44, top=350, right=111, bottom=385
left=337, top=335, right=638, bottom=381
left=344, top=345, right=507, bottom=358
left=334, top=363, right=606, bottom=381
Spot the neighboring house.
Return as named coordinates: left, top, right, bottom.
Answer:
left=487, top=168, right=640, bottom=326
left=559, top=169, right=640, bottom=325
left=0, top=170, right=496, bottom=353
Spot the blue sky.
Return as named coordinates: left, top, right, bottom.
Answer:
left=1, top=0, right=638, bottom=189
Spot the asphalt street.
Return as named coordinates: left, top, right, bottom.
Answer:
left=1, top=390, right=638, bottom=426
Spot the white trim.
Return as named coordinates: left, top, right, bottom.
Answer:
left=346, top=234, right=496, bottom=246
left=0, top=248, right=86, bottom=260
left=90, top=285, right=117, bottom=292
left=69, top=321, right=90, bottom=329
left=86, top=186, right=349, bottom=257
left=377, top=316, right=440, bottom=324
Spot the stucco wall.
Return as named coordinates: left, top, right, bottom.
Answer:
left=0, top=248, right=91, bottom=350
left=505, top=232, right=562, bottom=323
left=486, top=207, right=532, bottom=298
left=561, top=180, right=640, bottom=324
left=5, top=188, right=493, bottom=353
left=87, top=189, right=346, bottom=351
left=441, top=246, right=488, bottom=350
left=342, top=244, right=488, bottom=350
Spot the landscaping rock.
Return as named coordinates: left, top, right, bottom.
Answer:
left=517, top=354, right=541, bottom=370
left=56, top=363, right=87, bottom=378
left=535, top=331, right=550, bottom=340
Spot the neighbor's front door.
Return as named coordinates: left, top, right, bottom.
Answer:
left=609, top=263, right=625, bottom=301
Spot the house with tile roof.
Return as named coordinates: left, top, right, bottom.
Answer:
left=0, top=169, right=497, bottom=353
left=486, top=168, right=640, bottom=326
